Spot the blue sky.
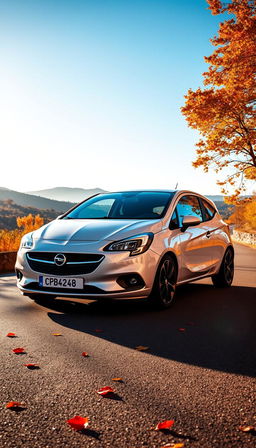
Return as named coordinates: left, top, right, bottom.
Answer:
left=0, top=0, right=227, bottom=194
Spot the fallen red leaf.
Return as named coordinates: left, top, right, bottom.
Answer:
left=238, top=425, right=255, bottom=432
left=97, top=386, right=114, bottom=396
left=178, top=328, right=186, bottom=332
left=161, top=444, right=184, bottom=448
left=12, top=348, right=25, bottom=354
left=67, top=415, right=89, bottom=431
left=6, top=401, right=25, bottom=409
left=135, top=345, right=149, bottom=351
left=81, top=352, right=89, bottom=357
left=155, top=419, right=175, bottom=431
left=24, top=364, right=39, bottom=370
left=6, top=332, right=16, bottom=337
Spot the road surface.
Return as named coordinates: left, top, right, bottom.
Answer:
left=0, top=243, right=255, bottom=448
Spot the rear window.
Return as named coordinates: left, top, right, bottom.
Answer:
left=64, top=191, right=174, bottom=220
left=201, top=199, right=216, bottom=221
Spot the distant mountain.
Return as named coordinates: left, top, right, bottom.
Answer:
left=205, top=195, right=224, bottom=202
left=27, top=187, right=107, bottom=203
left=0, top=188, right=74, bottom=213
left=0, top=187, right=229, bottom=210
left=27, top=188, right=224, bottom=204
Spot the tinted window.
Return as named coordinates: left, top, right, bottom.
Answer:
left=64, top=191, right=174, bottom=220
left=73, top=199, right=115, bottom=219
left=176, top=195, right=203, bottom=223
left=202, top=199, right=216, bottom=221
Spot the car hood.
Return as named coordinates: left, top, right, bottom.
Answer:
left=32, top=219, right=163, bottom=242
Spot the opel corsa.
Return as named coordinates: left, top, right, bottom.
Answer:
left=15, top=190, right=234, bottom=308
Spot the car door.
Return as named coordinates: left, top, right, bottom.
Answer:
left=175, top=195, right=214, bottom=282
left=199, top=198, right=227, bottom=269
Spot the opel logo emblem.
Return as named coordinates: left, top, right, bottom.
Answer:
left=54, top=254, right=66, bottom=266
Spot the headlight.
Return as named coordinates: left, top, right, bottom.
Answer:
left=20, top=232, right=34, bottom=249
left=104, top=233, right=153, bottom=256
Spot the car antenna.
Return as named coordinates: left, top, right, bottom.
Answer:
left=175, top=182, right=178, bottom=189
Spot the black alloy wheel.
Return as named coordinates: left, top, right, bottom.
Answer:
left=149, top=255, right=178, bottom=309
left=223, top=248, right=234, bottom=284
left=212, top=247, right=234, bottom=288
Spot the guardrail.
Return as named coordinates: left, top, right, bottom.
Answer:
left=0, top=251, right=17, bottom=274
left=233, top=230, right=256, bottom=246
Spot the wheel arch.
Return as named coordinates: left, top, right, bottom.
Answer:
left=154, top=250, right=179, bottom=280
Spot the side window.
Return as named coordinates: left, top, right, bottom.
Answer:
left=176, top=195, right=203, bottom=224
left=169, top=209, right=179, bottom=230
left=201, top=199, right=216, bottom=221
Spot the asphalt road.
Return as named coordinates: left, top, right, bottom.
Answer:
left=0, top=243, right=255, bottom=448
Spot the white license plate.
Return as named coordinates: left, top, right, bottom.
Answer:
left=39, top=276, right=83, bottom=289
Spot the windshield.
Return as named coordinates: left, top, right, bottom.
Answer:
left=63, top=191, right=174, bottom=220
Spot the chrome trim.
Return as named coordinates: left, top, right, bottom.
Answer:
left=67, top=257, right=104, bottom=265
left=27, top=254, right=104, bottom=265
left=27, top=254, right=55, bottom=264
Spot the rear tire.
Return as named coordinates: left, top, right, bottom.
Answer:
left=212, top=247, right=234, bottom=288
left=148, top=254, right=178, bottom=309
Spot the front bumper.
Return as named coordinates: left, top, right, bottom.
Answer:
left=15, top=245, right=158, bottom=300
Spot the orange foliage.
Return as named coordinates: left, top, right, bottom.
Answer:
left=181, top=0, right=256, bottom=200
left=0, top=214, right=44, bottom=252
left=17, top=214, right=44, bottom=233
left=226, top=194, right=256, bottom=231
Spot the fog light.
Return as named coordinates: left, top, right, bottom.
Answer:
left=117, top=274, right=145, bottom=290
left=129, top=277, right=138, bottom=285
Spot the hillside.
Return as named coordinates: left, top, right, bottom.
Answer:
left=0, top=200, right=60, bottom=230
left=27, top=187, right=107, bottom=203
left=214, top=201, right=233, bottom=219
left=0, top=187, right=75, bottom=213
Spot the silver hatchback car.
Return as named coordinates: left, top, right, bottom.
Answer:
left=15, top=190, right=234, bottom=308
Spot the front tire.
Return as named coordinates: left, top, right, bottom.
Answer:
left=212, top=247, right=234, bottom=288
left=148, top=254, right=178, bottom=309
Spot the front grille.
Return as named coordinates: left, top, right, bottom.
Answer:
left=26, top=252, right=104, bottom=275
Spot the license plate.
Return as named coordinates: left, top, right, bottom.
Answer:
left=39, top=276, right=83, bottom=289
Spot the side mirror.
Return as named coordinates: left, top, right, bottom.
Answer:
left=181, top=215, right=201, bottom=232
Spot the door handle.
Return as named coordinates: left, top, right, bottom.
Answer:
left=206, top=231, right=211, bottom=238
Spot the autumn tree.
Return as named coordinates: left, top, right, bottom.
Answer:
left=0, top=229, right=21, bottom=252
left=17, top=214, right=44, bottom=234
left=227, top=194, right=256, bottom=230
left=0, top=214, right=44, bottom=252
left=181, top=0, right=256, bottom=198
